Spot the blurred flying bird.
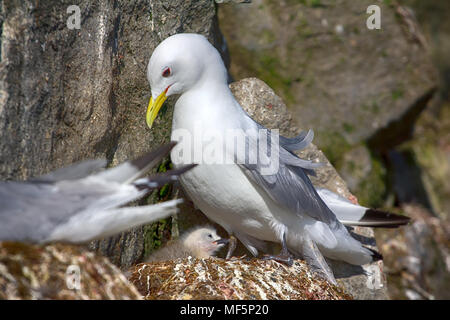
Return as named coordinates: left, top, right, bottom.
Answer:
left=145, top=226, right=228, bottom=262
left=0, top=142, right=195, bottom=244
left=145, top=33, right=409, bottom=284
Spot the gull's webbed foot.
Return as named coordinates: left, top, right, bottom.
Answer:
left=261, top=231, right=294, bottom=266
left=261, top=253, right=294, bottom=267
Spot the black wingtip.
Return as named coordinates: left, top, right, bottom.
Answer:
left=130, top=142, right=177, bottom=171
left=133, top=163, right=197, bottom=190
left=366, top=247, right=383, bottom=262
left=361, top=209, right=411, bottom=228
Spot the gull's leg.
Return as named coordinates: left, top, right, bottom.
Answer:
left=225, top=235, right=237, bottom=260
left=261, top=232, right=294, bottom=266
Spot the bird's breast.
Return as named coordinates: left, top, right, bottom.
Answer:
left=174, top=162, right=280, bottom=241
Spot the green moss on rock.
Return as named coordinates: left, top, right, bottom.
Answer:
left=316, top=131, right=353, bottom=166
left=355, top=155, right=387, bottom=208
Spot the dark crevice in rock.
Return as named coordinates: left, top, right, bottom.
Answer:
left=0, top=5, right=3, bottom=61
left=365, top=87, right=437, bottom=211
left=107, top=11, right=121, bottom=56
left=93, top=127, right=121, bottom=163
left=328, top=260, right=365, bottom=279
left=440, top=67, right=450, bottom=100
left=385, top=149, right=435, bottom=214
left=367, top=87, right=437, bottom=153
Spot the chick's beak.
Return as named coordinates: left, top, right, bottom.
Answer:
left=146, top=90, right=168, bottom=129
left=213, top=238, right=229, bottom=246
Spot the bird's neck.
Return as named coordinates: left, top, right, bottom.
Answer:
left=173, top=81, right=245, bottom=132
left=170, top=78, right=259, bottom=167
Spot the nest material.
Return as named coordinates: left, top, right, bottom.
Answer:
left=129, top=257, right=352, bottom=300
left=0, top=242, right=141, bottom=300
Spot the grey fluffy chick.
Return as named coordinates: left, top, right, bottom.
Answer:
left=146, top=226, right=229, bottom=262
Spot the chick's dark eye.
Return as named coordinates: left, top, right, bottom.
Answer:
left=162, top=67, right=171, bottom=77
left=208, top=234, right=212, bottom=238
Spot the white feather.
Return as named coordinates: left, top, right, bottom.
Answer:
left=45, top=199, right=182, bottom=243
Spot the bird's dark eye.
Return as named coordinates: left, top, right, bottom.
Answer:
left=208, top=234, right=212, bottom=238
left=162, top=67, right=171, bottom=78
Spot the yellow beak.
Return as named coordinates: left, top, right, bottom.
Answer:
left=146, top=91, right=168, bottom=129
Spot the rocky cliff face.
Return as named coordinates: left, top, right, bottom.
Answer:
left=0, top=0, right=227, bottom=269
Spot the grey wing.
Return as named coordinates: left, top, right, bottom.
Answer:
left=133, top=164, right=197, bottom=190
left=0, top=181, right=86, bottom=242
left=241, top=123, right=340, bottom=229
left=0, top=143, right=182, bottom=243
left=257, top=123, right=318, bottom=176
left=30, top=159, right=107, bottom=182
left=279, top=129, right=314, bottom=152
left=0, top=179, right=141, bottom=242
left=31, top=142, right=177, bottom=184
left=93, top=142, right=177, bottom=184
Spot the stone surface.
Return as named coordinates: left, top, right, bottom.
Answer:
left=218, top=0, right=438, bottom=209
left=129, top=258, right=352, bottom=300
left=0, top=0, right=226, bottom=270
left=408, top=101, right=450, bottom=221
left=375, top=204, right=450, bottom=300
left=219, top=0, right=437, bottom=146
left=0, top=242, right=141, bottom=299
left=370, top=1, right=450, bottom=300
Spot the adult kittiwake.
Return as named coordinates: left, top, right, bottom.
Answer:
left=0, top=143, right=195, bottom=244
left=145, top=33, right=409, bottom=283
